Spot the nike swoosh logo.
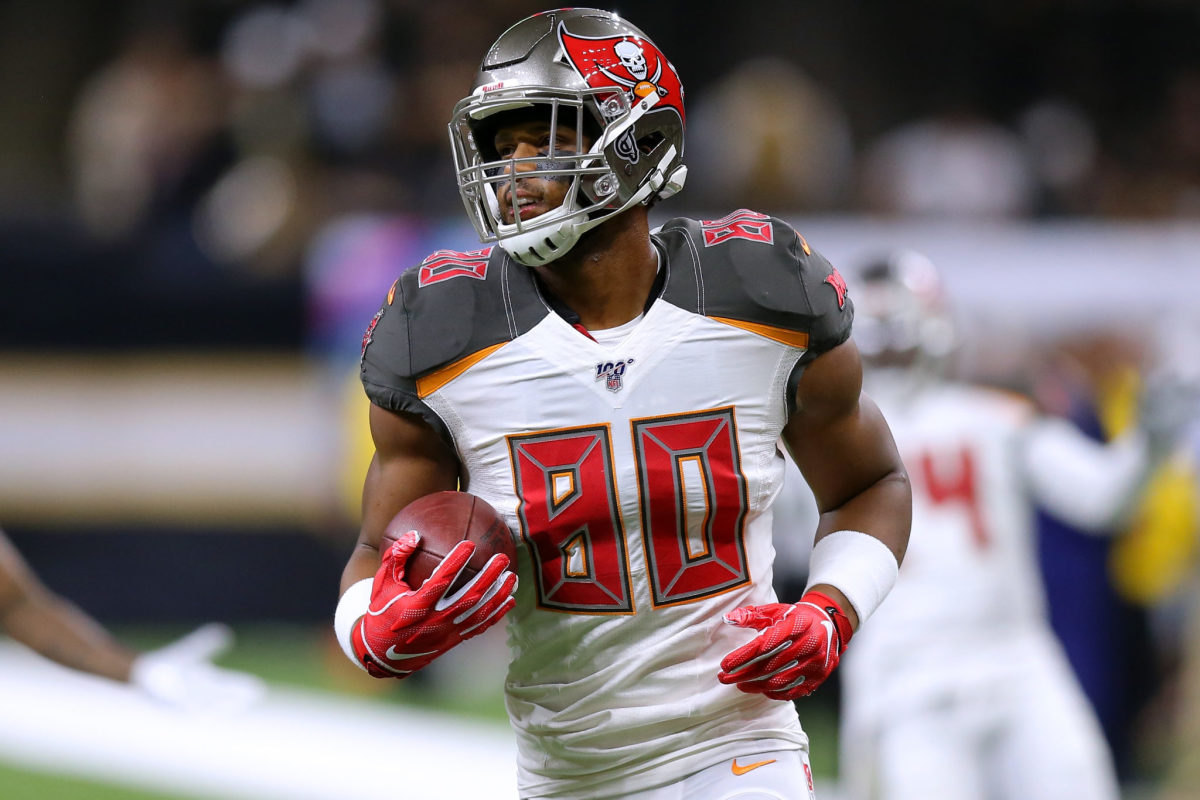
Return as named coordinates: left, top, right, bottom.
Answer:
left=731, top=758, right=777, bottom=776
left=819, top=618, right=835, bottom=666
left=385, top=646, right=437, bottom=661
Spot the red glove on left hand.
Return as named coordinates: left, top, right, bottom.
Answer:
left=718, top=590, right=853, bottom=700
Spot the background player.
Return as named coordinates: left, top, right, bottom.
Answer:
left=334, top=8, right=910, bottom=800
left=0, top=527, right=263, bottom=712
left=833, top=250, right=1195, bottom=800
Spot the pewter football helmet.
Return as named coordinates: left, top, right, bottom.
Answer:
left=449, top=8, right=688, bottom=266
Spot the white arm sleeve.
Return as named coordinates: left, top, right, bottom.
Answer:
left=1019, top=417, right=1150, bottom=534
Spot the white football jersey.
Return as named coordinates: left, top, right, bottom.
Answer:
left=361, top=211, right=853, bottom=798
left=855, top=382, right=1048, bottom=650
left=842, top=378, right=1155, bottom=685
left=837, top=378, right=1120, bottom=800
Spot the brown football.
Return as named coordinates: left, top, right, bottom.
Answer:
left=381, top=491, right=517, bottom=592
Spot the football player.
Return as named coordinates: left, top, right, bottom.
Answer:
left=334, top=9, right=911, bottom=799
left=0, top=527, right=262, bottom=712
left=835, top=251, right=1193, bottom=800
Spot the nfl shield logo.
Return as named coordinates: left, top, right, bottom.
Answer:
left=595, top=359, right=635, bottom=393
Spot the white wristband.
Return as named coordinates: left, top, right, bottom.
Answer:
left=334, top=578, right=374, bottom=672
left=804, top=530, right=899, bottom=626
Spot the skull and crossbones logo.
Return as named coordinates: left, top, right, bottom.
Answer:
left=613, top=40, right=647, bottom=80
left=597, top=39, right=668, bottom=98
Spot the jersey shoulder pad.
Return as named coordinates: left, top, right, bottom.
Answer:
left=654, top=210, right=853, bottom=358
left=359, top=245, right=544, bottom=411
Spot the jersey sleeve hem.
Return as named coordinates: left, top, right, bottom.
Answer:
left=362, top=379, right=454, bottom=447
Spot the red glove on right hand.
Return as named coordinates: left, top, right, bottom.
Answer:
left=351, top=530, right=517, bottom=678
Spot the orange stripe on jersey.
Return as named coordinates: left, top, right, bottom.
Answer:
left=796, top=231, right=811, bottom=255
left=415, top=342, right=506, bottom=397
left=709, top=316, right=810, bottom=349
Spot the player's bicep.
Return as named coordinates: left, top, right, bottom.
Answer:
left=342, top=404, right=460, bottom=591
left=783, top=340, right=909, bottom=554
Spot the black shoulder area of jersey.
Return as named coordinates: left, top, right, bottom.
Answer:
left=360, top=245, right=548, bottom=414
left=652, top=210, right=853, bottom=362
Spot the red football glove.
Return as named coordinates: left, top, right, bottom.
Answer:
left=351, top=530, right=517, bottom=679
left=718, top=590, right=853, bottom=700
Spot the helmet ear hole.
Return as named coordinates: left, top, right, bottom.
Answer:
left=637, top=131, right=665, bottom=156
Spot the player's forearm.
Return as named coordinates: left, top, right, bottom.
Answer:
left=335, top=545, right=382, bottom=666
left=805, top=468, right=909, bottom=631
left=814, top=467, right=912, bottom=564
left=340, top=544, right=382, bottom=595
left=2, top=593, right=136, bottom=682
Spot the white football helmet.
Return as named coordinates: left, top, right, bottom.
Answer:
left=854, top=250, right=957, bottom=390
left=448, top=8, right=688, bottom=266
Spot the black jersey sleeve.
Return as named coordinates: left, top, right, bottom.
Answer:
left=359, top=246, right=547, bottom=443
left=654, top=210, right=854, bottom=363
left=787, top=235, right=854, bottom=363
left=358, top=270, right=452, bottom=442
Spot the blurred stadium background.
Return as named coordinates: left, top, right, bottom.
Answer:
left=1, top=0, right=1198, bottom=797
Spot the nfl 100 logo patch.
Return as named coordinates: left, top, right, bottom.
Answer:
left=595, top=358, right=634, bottom=392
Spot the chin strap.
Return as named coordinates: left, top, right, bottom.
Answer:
left=500, top=146, right=687, bottom=267
left=653, top=162, right=688, bottom=200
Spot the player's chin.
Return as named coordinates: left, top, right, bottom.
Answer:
left=503, top=204, right=550, bottom=224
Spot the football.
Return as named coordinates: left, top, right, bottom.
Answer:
left=382, top=491, right=517, bottom=592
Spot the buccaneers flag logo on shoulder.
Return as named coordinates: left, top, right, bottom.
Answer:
left=557, top=22, right=685, bottom=127
left=825, top=267, right=849, bottom=310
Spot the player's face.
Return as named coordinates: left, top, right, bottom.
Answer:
left=492, top=119, right=591, bottom=224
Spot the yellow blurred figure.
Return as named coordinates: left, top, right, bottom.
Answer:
left=1098, top=368, right=1199, bottom=605
left=339, top=367, right=377, bottom=527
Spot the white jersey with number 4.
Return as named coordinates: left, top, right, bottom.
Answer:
left=837, top=378, right=1124, bottom=800
left=361, top=211, right=852, bottom=799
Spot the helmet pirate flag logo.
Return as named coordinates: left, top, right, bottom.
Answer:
left=557, top=22, right=685, bottom=126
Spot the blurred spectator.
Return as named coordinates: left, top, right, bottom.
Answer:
left=853, top=4, right=1039, bottom=220
left=859, top=107, right=1036, bottom=218
left=1016, top=97, right=1101, bottom=216
left=686, top=57, right=854, bottom=212
left=1032, top=329, right=1200, bottom=784
left=1105, top=65, right=1200, bottom=219
left=66, top=23, right=228, bottom=244
left=1159, top=67, right=1200, bottom=217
